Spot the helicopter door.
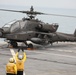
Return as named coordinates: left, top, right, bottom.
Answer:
left=10, top=21, right=20, bottom=33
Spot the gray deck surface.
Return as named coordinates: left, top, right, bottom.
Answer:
left=0, top=42, right=76, bottom=75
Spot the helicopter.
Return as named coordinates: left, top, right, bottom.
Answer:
left=0, top=6, right=76, bottom=48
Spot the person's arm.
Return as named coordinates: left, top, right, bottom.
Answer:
left=6, top=63, right=9, bottom=72
left=14, top=64, right=17, bottom=74
left=22, top=52, right=26, bottom=62
left=6, top=64, right=8, bottom=72
left=15, top=52, right=18, bottom=61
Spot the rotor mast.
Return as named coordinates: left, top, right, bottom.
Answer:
left=27, top=6, right=36, bottom=19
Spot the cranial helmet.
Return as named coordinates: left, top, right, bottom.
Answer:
left=9, top=58, right=14, bottom=63
left=18, top=55, right=23, bottom=60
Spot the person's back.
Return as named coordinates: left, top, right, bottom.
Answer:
left=16, top=58, right=25, bottom=71
left=6, top=58, right=17, bottom=75
left=15, top=49, right=26, bottom=75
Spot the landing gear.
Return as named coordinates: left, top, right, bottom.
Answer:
left=49, top=41, right=53, bottom=46
left=24, top=41, right=33, bottom=49
left=28, top=43, right=33, bottom=49
left=9, top=41, right=18, bottom=48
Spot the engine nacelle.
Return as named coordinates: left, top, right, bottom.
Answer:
left=36, top=23, right=59, bottom=32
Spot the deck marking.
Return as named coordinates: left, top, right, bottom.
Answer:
left=10, top=49, right=26, bottom=75
left=49, top=48, right=76, bottom=53
left=10, top=49, right=16, bottom=62
left=32, top=50, right=76, bottom=58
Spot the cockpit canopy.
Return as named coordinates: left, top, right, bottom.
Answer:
left=2, top=20, right=17, bottom=28
left=2, top=20, right=17, bottom=33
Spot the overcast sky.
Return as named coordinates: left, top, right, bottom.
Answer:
left=0, top=0, right=76, bottom=9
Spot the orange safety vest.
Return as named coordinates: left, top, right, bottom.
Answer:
left=6, top=63, right=17, bottom=74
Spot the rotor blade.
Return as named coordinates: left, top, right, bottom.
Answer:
left=0, top=8, right=76, bottom=18
left=0, top=9, right=44, bottom=15
left=0, top=9, right=23, bottom=13
left=43, top=13, right=76, bottom=18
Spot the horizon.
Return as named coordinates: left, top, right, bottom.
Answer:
left=0, top=0, right=76, bottom=9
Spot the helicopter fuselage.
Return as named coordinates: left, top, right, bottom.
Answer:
left=1, top=18, right=58, bottom=45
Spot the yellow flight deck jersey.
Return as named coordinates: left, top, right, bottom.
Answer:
left=15, top=52, right=26, bottom=71
left=6, top=63, right=17, bottom=74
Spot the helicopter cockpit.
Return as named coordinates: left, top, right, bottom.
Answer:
left=10, top=20, right=20, bottom=33
left=2, top=20, right=17, bottom=33
left=2, top=20, right=17, bottom=28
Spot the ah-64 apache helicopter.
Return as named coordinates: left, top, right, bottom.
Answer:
left=0, top=6, right=76, bottom=48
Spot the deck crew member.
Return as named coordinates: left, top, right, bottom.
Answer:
left=6, top=58, right=17, bottom=75
left=15, top=49, right=26, bottom=75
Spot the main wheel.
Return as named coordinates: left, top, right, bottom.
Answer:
left=10, top=41, right=18, bottom=48
left=28, top=43, right=33, bottom=49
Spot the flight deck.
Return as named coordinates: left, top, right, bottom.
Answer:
left=0, top=42, right=76, bottom=75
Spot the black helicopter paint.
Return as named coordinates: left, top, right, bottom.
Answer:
left=0, top=6, right=76, bottom=48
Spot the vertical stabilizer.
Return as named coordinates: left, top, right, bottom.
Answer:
left=74, top=29, right=76, bottom=37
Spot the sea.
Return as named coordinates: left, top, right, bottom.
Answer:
left=0, top=5, right=76, bottom=42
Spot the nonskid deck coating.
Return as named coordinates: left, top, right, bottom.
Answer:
left=0, top=42, right=76, bottom=75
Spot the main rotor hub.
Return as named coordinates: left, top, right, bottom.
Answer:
left=27, top=6, right=37, bottom=19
